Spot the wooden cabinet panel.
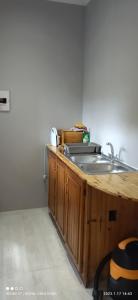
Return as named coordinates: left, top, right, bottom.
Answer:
left=56, top=159, right=65, bottom=236
left=66, top=175, right=81, bottom=262
left=104, top=195, right=138, bottom=254
left=82, top=185, right=138, bottom=286
left=82, top=187, right=106, bottom=284
left=48, top=152, right=57, bottom=216
left=65, top=168, right=85, bottom=272
left=48, top=152, right=85, bottom=273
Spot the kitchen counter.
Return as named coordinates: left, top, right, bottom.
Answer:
left=47, top=145, right=138, bottom=202
left=47, top=144, right=138, bottom=286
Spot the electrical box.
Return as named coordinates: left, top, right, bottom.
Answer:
left=0, top=90, right=10, bottom=111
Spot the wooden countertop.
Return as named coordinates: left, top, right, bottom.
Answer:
left=47, top=145, right=138, bottom=202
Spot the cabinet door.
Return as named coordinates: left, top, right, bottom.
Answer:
left=104, top=195, right=138, bottom=254
left=82, top=186, right=106, bottom=284
left=82, top=186, right=138, bottom=286
left=66, top=168, right=85, bottom=272
left=56, top=159, right=65, bottom=236
left=48, top=152, right=57, bottom=216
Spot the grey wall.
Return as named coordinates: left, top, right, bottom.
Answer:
left=0, top=0, right=84, bottom=211
left=83, top=0, right=138, bottom=168
left=1, top=0, right=138, bottom=211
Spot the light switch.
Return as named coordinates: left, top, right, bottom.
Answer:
left=0, top=90, right=10, bottom=111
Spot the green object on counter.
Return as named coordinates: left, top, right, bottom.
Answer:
left=82, top=131, right=90, bottom=143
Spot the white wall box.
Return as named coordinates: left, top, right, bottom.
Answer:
left=0, top=90, right=10, bottom=111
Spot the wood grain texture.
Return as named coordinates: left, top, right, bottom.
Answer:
left=47, top=145, right=138, bottom=202
left=82, top=185, right=138, bottom=285
left=65, top=167, right=86, bottom=273
left=48, top=146, right=138, bottom=287
left=60, top=130, right=83, bottom=145
left=55, top=158, right=66, bottom=237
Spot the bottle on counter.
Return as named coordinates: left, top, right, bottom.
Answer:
left=82, top=130, right=90, bottom=143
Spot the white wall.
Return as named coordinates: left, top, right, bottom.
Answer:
left=83, top=0, right=138, bottom=168
left=0, top=0, right=84, bottom=211
left=1, top=0, right=138, bottom=211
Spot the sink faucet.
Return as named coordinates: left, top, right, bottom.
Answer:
left=106, top=142, right=114, bottom=162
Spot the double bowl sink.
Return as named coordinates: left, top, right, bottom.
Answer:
left=65, top=153, right=136, bottom=175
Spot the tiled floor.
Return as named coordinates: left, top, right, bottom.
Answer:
left=0, top=207, right=92, bottom=300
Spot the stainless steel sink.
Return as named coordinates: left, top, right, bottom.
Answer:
left=65, top=153, right=136, bottom=174
left=77, top=162, right=134, bottom=174
left=69, top=154, right=110, bottom=164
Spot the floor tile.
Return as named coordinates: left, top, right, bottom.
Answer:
left=0, top=207, right=92, bottom=300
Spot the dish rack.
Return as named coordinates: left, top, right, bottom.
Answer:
left=64, top=143, right=101, bottom=155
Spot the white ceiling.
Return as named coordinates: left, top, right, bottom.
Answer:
left=48, top=0, right=91, bottom=6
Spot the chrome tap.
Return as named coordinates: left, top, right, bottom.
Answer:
left=106, top=142, right=114, bottom=162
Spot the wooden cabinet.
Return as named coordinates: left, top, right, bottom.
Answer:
left=65, top=168, right=86, bottom=272
left=48, top=151, right=57, bottom=217
left=48, top=151, right=86, bottom=273
left=56, top=159, right=66, bottom=237
left=82, top=187, right=106, bottom=284
left=48, top=150, right=138, bottom=287
left=82, top=185, right=138, bottom=286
